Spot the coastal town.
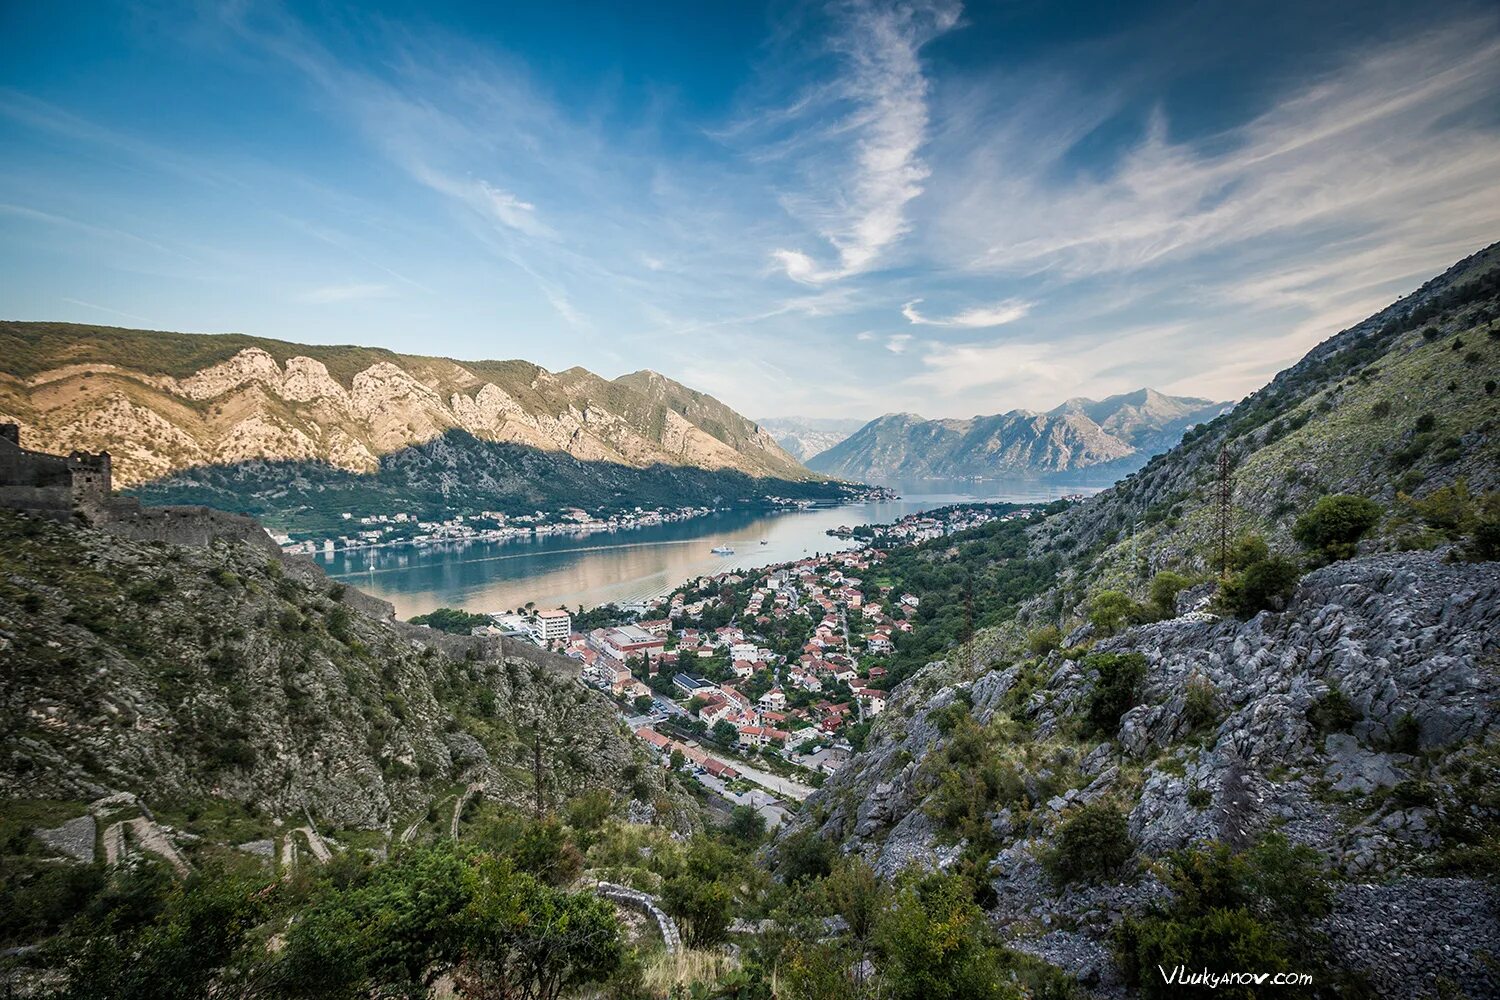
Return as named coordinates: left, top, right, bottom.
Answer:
left=448, top=500, right=1057, bottom=823
left=272, top=503, right=723, bottom=556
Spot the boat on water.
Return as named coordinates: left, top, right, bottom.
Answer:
left=759, top=540, right=768, bottom=546
left=711, top=545, right=735, bottom=555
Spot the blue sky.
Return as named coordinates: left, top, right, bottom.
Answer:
left=2, top=1, right=1498, bottom=420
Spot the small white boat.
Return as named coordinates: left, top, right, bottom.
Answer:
left=760, top=540, right=768, bottom=546
left=711, top=545, right=735, bottom=555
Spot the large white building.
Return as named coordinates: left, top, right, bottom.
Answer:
left=529, top=608, right=573, bottom=646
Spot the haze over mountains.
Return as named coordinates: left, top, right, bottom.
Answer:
left=755, top=416, right=868, bottom=462
left=806, top=388, right=1228, bottom=481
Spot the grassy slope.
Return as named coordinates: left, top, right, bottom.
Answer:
left=1035, top=243, right=1500, bottom=603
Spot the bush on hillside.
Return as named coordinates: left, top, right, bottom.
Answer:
left=1219, top=551, right=1301, bottom=617
left=1306, top=687, right=1361, bottom=736
left=1043, top=802, right=1133, bottom=885
left=1087, top=590, right=1140, bottom=636
left=1083, top=652, right=1148, bottom=738
left=1113, top=836, right=1330, bottom=999
left=1146, top=570, right=1194, bottom=620
left=1293, top=494, right=1382, bottom=563
left=1026, top=624, right=1062, bottom=656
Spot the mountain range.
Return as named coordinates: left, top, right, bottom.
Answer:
left=0, top=323, right=811, bottom=487
left=755, top=415, right=868, bottom=462
left=805, top=388, right=1228, bottom=481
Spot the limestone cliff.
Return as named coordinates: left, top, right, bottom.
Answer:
left=0, top=325, right=812, bottom=488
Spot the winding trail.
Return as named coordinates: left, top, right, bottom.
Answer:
left=451, top=782, right=484, bottom=839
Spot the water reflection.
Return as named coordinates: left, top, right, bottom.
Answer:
left=315, top=480, right=1098, bottom=619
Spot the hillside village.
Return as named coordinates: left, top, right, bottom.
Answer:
left=455, top=503, right=1054, bottom=812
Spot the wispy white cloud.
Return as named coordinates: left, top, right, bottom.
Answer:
left=885, top=333, right=912, bottom=353
left=766, top=0, right=962, bottom=284
left=930, top=24, right=1500, bottom=282
left=295, top=282, right=393, bottom=304
left=60, top=297, right=150, bottom=323
left=901, top=297, right=1031, bottom=328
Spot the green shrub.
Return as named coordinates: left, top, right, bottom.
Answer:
left=1293, top=494, right=1382, bottom=563
left=1186, top=786, right=1212, bottom=809
left=1147, top=571, right=1194, bottom=620
left=1306, top=687, right=1361, bottom=735
left=1182, top=677, right=1219, bottom=732
left=1113, top=836, right=1330, bottom=999
left=1044, top=802, right=1133, bottom=885
left=1388, top=713, right=1421, bottom=754
left=1371, top=399, right=1392, bottom=418
left=1087, top=590, right=1140, bottom=636
left=1083, top=652, right=1148, bottom=737
left=1219, top=555, right=1301, bottom=617
left=1026, top=624, right=1062, bottom=656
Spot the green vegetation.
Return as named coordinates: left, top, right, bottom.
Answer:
left=1043, top=802, right=1134, bottom=885
left=774, top=862, right=1080, bottom=1000
left=1292, top=494, right=1383, bottom=564
left=1393, top=479, right=1500, bottom=560
left=1147, top=570, right=1195, bottom=619
left=408, top=607, right=493, bottom=633
left=1306, top=687, right=1361, bottom=736
left=1087, top=589, right=1138, bottom=636
left=1083, top=652, right=1148, bottom=737
left=872, top=511, right=1065, bottom=688
left=1215, top=535, right=1302, bottom=618
left=1114, top=835, right=1332, bottom=999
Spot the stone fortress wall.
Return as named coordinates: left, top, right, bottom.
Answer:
left=0, top=422, right=112, bottom=518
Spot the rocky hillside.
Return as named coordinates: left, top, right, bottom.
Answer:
left=0, top=323, right=812, bottom=488
left=756, top=415, right=867, bottom=462
left=782, top=242, right=1500, bottom=997
left=0, top=507, right=687, bottom=849
left=807, top=389, right=1225, bottom=481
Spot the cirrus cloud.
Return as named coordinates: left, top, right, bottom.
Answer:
left=901, top=297, right=1032, bottom=328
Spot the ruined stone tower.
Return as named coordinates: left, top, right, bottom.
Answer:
left=0, top=423, right=113, bottom=519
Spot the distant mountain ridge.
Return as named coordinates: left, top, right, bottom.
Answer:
left=808, top=388, right=1228, bottom=480
left=756, top=415, right=868, bottom=462
left=0, top=322, right=813, bottom=488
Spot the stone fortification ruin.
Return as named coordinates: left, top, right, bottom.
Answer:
left=0, top=422, right=112, bottom=518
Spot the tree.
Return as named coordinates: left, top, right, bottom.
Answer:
left=1083, top=652, right=1148, bottom=737
left=668, top=748, right=685, bottom=772
left=777, top=829, right=834, bottom=885
left=453, top=856, right=622, bottom=1000
left=632, top=694, right=654, bottom=715
left=50, top=863, right=270, bottom=1000
left=1293, top=494, right=1382, bottom=563
left=661, top=838, right=737, bottom=948
left=1146, top=571, right=1194, bottom=620
left=725, top=804, right=767, bottom=846
left=874, top=872, right=1013, bottom=1000
left=710, top=719, right=739, bottom=747
left=1220, top=555, right=1301, bottom=617
left=1087, top=590, right=1139, bottom=636
left=1044, top=802, right=1134, bottom=885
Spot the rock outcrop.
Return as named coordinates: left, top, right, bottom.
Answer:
left=0, top=325, right=812, bottom=488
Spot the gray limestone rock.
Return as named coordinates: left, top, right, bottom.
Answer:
left=34, top=815, right=95, bottom=863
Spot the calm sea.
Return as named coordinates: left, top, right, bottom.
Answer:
left=314, top=480, right=1099, bottom=619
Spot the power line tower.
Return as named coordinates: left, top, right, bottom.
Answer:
left=1216, top=445, right=1234, bottom=578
